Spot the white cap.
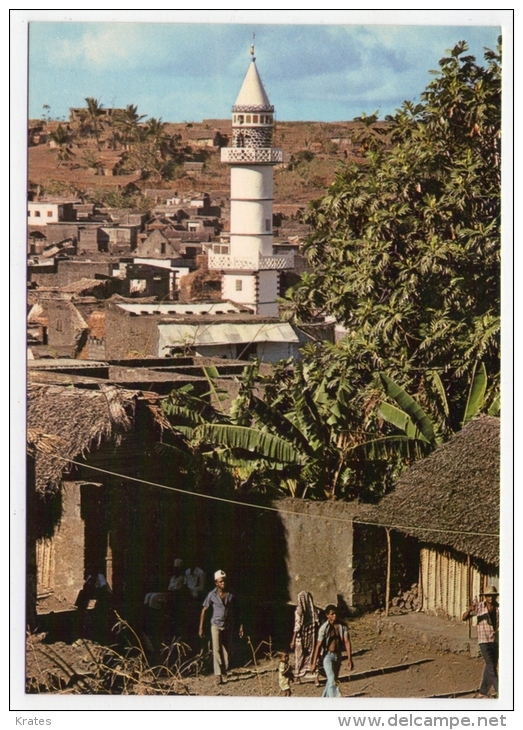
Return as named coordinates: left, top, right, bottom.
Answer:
left=214, top=570, right=226, bottom=581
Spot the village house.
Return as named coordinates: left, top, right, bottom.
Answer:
left=26, top=361, right=373, bottom=642
left=186, top=129, right=228, bottom=148
left=103, top=300, right=307, bottom=361
left=28, top=201, right=76, bottom=226
left=26, top=357, right=272, bottom=629
left=28, top=259, right=117, bottom=289
left=363, top=416, right=500, bottom=621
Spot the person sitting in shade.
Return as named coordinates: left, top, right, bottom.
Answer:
left=185, top=564, right=206, bottom=600
left=168, top=558, right=184, bottom=592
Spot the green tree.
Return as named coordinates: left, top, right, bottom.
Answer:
left=114, top=104, right=146, bottom=150
left=377, top=361, right=499, bottom=453
left=161, top=362, right=401, bottom=501
left=286, top=41, right=501, bottom=417
left=49, top=124, right=75, bottom=167
left=81, top=98, right=106, bottom=150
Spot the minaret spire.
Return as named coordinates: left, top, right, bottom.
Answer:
left=208, top=47, right=293, bottom=317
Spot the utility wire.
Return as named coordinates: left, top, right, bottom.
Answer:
left=60, top=456, right=498, bottom=539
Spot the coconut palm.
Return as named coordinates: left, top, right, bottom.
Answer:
left=114, top=104, right=146, bottom=150
left=81, top=98, right=105, bottom=150
left=49, top=124, right=75, bottom=167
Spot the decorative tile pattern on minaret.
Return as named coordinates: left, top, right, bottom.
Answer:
left=209, top=47, right=293, bottom=317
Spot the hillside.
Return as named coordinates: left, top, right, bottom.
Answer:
left=28, top=117, right=386, bottom=211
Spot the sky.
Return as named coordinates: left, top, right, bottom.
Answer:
left=25, top=12, right=503, bottom=124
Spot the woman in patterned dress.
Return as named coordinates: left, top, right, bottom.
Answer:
left=290, top=591, right=320, bottom=684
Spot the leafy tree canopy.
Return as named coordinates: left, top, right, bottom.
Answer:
left=286, top=40, right=501, bottom=417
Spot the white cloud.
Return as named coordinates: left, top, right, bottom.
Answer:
left=48, top=23, right=149, bottom=68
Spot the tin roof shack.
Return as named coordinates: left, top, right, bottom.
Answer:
left=362, top=416, right=500, bottom=622
left=104, top=300, right=304, bottom=361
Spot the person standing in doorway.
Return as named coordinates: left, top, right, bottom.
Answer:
left=311, top=604, right=353, bottom=697
left=462, top=585, right=499, bottom=698
left=199, top=570, right=244, bottom=685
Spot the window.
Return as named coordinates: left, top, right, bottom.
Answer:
left=246, top=115, right=251, bottom=123
left=47, top=211, right=53, bottom=217
left=213, top=243, right=229, bottom=254
left=253, top=115, right=258, bottom=123
left=265, top=219, right=271, bottom=232
left=27, top=210, right=30, bottom=217
left=238, top=115, right=244, bottom=124
left=235, top=280, right=243, bottom=291
left=34, top=211, right=41, bottom=217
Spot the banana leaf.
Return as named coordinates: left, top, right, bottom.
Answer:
left=462, top=361, right=487, bottom=427
left=379, top=373, right=437, bottom=445
left=377, top=402, right=431, bottom=443
left=194, top=423, right=304, bottom=465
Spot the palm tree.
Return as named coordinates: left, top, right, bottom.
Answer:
left=81, top=98, right=105, bottom=150
left=49, top=124, right=75, bottom=167
left=114, top=104, right=146, bottom=150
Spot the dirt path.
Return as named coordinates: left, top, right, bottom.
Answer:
left=26, top=613, right=488, bottom=699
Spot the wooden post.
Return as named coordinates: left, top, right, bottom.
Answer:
left=385, top=528, right=391, bottom=617
left=466, top=554, right=472, bottom=639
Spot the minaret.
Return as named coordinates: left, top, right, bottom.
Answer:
left=208, top=45, right=293, bottom=317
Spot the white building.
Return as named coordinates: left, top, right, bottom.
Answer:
left=208, top=47, right=293, bottom=317
left=27, top=201, right=76, bottom=226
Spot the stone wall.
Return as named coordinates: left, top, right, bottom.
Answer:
left=29, top=260, right=114, bottom=288
left=45, top=300, right=88, bottom=354
left=37, top=482, right=85, bottom=612
left=104, top=303, right=159, bottom=359
left=274, top=498, right=360, bottom=611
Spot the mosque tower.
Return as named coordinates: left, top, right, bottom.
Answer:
left=208, top=45, right=293, bottom=317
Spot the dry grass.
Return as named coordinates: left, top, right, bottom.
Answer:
left=26, top=613, right=192, bottom=695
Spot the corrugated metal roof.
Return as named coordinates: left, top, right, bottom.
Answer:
left=158, top=322, right=299, bottom=349
left=117, top=301, right=242, bottom=315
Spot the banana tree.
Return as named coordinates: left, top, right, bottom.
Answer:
left=161, top=362, right=383, bottom=500
left=377, top=361, right=499, bottom=452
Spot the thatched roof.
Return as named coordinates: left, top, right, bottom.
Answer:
left=360, top=416, right=500, bottom=565
left=27, top=383, right=136, bottom=493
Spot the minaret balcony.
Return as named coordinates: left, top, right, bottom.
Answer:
left=221, top=147, right=284, bottom=164
left=208, top=250, right=294, bottom=271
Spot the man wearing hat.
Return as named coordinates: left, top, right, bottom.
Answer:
left=199, top=570, right=244, bottom=685
left=462, top=586, right=499, bottom=698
